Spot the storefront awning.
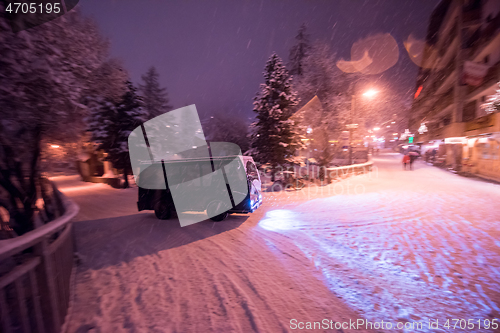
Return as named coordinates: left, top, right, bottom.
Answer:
left=444, top=137, right=466, bottom=144
left=466, top=132, right=500, bottom=146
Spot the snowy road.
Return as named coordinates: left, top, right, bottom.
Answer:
left=56, top=151, right=500, bottom=333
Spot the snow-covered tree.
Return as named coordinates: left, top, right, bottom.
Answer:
left=89, top=82, right=148, bottom=188
left=84, top=63, right=128, bottom=149
left=292, top=43, right=358, bottom=164
left=0, top=6, right=111, bottom=235
left=139, top=66, right=172, bottom=120
left=288, top=24, right=311, bottom=77
left=85, top=58, right=129, bottom=104
left=294, top=42, right=355, bottom=127
left=482, top=82, right=500, bottom=114
left=250, top=53, right=303, bottom=180
left=310, top=127, right=335, bottom=179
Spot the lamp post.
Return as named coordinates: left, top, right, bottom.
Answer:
left=348, top=89, right=379, bottom=164
left=348, top=95, right=357, bottom=165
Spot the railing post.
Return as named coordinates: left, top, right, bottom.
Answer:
left=34, top=239, right=61, bottom=333
left=0, top=288, right=12, bottom=333
left=29, top=269, right=46, bottom=333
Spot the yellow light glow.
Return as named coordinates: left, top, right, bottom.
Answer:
left=50, top=145, right=60, bottom=148
left=363, top=89, right=379, bottom=98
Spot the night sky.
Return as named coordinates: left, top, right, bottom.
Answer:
left=80, top=0, right=439, bottom=122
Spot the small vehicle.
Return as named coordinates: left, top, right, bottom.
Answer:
left=136, top=155, right=262, bottom=222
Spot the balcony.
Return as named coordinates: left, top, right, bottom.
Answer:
left=467, top=60, right=500, bottom=97
left=444, top=122, right=466, bottom=137
left=465, top=112, right=500, bottom=137
left=426, top=122, right=466, bottom=141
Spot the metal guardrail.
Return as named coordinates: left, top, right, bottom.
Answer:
left=0, top=193, right=79, bottom=333
left=326, top=160, right=374, bottom=179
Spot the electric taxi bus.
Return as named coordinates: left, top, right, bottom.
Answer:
left=136, top=155, right=262, bottom=222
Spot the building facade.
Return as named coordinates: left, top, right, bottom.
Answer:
left=410, top=0, right=500, bottom=181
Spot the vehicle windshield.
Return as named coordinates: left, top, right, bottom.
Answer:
left=245, top=160, right=260, bottom=183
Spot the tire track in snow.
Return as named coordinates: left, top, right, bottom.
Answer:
left=259, top=172, right=500, bottom=333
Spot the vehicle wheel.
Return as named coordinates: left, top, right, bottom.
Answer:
left=210, top=212, right=229, bottom=222
left=154, top=201, right=172, bottom=220
left=207, top=200, right=229, bottom=222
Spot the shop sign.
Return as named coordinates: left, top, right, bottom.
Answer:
left=444, top=137, right=467, bottom=144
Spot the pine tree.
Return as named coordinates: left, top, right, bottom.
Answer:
left=89, top=81, right=148, bottom=188
left=250, top=53, right=302, bottom=181
left=288, top=23, right=310, bottom=77
left=139, top=66, right=172, bottom=120
left=85, top=59, right=128, bottom=104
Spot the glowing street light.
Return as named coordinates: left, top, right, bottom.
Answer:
left=348, top=87, right=380, bottom=164
left=362, top=89, right=379, bottom=98
left=50, top=144, right=60, bottom=148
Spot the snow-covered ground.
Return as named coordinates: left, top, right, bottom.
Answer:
left=55, top=151, right=500, bottom=332
left=260, top=154, right=500, bottom=332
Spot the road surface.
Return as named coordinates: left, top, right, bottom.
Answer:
left=55, top=151, right=500, bottom=332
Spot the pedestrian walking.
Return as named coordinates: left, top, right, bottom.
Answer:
left=409, top=152, right=418, bottom=170
left=402, top=154, right=410, bottom=170
left=431, top=148, right=437, bottom=164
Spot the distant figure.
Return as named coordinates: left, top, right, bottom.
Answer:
left=402, top=154, right=410, bottom=170
left=409, top=152, right=418, bottom=170
left=425, top=150, right=430, bottom=163
left=376, top=148, right=379, bottom=155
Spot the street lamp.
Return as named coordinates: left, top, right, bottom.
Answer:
left=362, top=89, right=379, bottom=98
left=348, top=88, right=380, bottom=164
